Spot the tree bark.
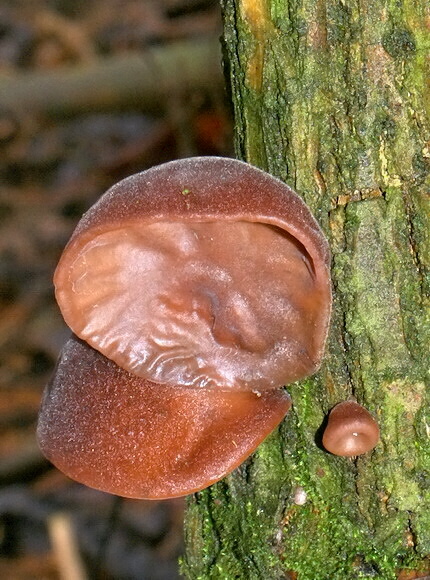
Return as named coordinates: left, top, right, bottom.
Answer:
left=182, top=0, right=429, bottom=578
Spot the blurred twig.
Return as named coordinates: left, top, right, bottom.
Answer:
left=48, top=512, right=88, bottom=580
left=0, top=36, right=222, bottom=117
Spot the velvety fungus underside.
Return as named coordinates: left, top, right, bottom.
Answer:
left=37, top=336, right=292, bottom=499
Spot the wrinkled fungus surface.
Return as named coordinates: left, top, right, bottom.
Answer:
left=37, top=336, right=292, bottom=499
left=63, top=221, right=318, bottom=390
left=54, top=157, right=331, bottom=392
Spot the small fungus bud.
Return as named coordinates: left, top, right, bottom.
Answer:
left=322, top=401, right=380, bottom=457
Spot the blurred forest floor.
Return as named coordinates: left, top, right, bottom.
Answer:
left=0, top=0, right=231, bottom=578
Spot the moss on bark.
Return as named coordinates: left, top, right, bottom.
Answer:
left=182, top=0, right=429, bottom=578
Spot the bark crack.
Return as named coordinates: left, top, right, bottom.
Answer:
left=402, top=191, right=425, bottom=293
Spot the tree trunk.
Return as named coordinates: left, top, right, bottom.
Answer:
left=182, top=0, right=429, bottom=578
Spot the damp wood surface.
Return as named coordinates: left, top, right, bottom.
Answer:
left=182, top=0, right=430, bottom=578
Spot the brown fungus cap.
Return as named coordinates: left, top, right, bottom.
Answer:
left=322, top=401, right=380, bottom=457
left=54, top=157, right=331, bottom=392
left=37, top=336, right=292, bottom=499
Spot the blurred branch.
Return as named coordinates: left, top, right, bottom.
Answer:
left=48, top=512, right=88, bottom=580
left=0, top=36, right=223, bottom=117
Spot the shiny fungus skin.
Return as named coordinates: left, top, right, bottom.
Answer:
left=53, top=157, right=332, bottom=392
left=37, top=336, right=292, bottom=499
left=322, top=401, right=380, bottom=457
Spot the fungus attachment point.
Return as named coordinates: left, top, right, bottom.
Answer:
left=37, top=336, right=292, bottom=499
left=322, top=401, right=380, bottom=457
left=54, top=157, right=332, bottom=392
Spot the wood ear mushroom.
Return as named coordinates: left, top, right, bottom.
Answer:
left=322, top=401, right=380, bottom=457
left=37, top=157, right=332, bottom=499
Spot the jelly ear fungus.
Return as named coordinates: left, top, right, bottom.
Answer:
left=38, top=157, right=332, bottom=499
left=52, top=157, right=331, bottom=391
left=38, top=336, right=292, bottom=499
left=322, top=401, right=380, bottom=457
